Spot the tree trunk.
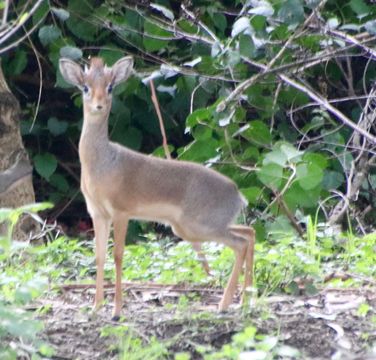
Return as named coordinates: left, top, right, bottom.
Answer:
left=0, top=60, right=39, bottom=241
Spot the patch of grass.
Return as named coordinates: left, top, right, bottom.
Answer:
left=2, top=207, right=376, bottom=358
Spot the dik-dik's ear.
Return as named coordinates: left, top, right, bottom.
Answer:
left=59, top=58, right=84, bottom=88
left=111, top=56, right=134, bottom=87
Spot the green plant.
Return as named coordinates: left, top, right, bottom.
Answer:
left=200, top=326, right=300, bottom=360
left=101, top=325, right=169, bottom=360
left=0, top=203, right=54, bottom=359
left=1, top=0, right=375, bottom=236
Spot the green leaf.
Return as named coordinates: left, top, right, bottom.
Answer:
left=280, top=143, right=303, bottom=162
left=112, top=126, right=142, bottom=150
left=231, top=17, right=252, bottom=37
left=242, top=146, right=259, bottom=161
left=38, top=25, right=62, bottom=46
left=303, top=153, right=328, bottom=169
left=178, top=139, right=218, bottom=162
left=60, top=46, right=82, bottom=60
left=365, top=20, right=376, bottom=35
left=212, top=13, right=227, bottom=33
left=257, top=163, right=283, bottom=189
left=18, top=203, right=54, bottom=213
left=34, top=153, right=58, bottom=180
left=143, top=20, right=170, bottom=51
left=49, top=174, right=69, bottom=192
left=51, top=7, right=70, bottom=21
left=98, top=48, right=125, bottom=66
left=263, top=149, right=287, bottom=166
left=242, top=120, right=272, bottom=145
left=18, top=12, right=29, bottom=26
left=47, top=117, right=68, bottom=136
left=263, top=142, right=302, bottom=166
left=278, top=0, right=304, bottom=27
left=66, top=0, right=97, bottom=41
left=296, top=162, right=323, bottom=190
left=239, top=35, right=256, bottom=58
left=10, top=50, right=27, bottom=75
left=248, top=2, right=274, bottom=17
left=192, top=125, right=213, bottom=141
left=186, top=108, right=212, bottom=128
left=350, top=0, right=370, bottom=16
left=284, top=182, right=321, bottom=208
left=241, top=186, right=264, bottom=205
left=32, top=0, right=49, bottom=26
left=322, top=170, right=344, bottom=190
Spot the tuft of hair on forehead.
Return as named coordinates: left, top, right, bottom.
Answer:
left=85, top=57, right=111, bottom=77
left=89, top=57, right=105, bottom=70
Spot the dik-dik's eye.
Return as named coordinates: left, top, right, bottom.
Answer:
left=83, top=85, right=89, bottom=94
left=107, top=84, right=113, bottom=94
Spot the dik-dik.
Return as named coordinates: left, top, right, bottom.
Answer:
left=59, top=56, right=255, bottom=319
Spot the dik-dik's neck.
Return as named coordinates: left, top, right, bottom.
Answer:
left=79, top=108, right=111, bottom=167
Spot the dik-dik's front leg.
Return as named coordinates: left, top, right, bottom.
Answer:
left=93, top=215, right=111, bottom=310
left=112, top=215, right=128, bottom=320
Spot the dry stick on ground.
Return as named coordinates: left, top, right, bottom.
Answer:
left=58, top=282, right=224, bottom=294
left=149, top=79, right=171, bottom=159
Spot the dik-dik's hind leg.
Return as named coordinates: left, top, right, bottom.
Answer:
left=93, top=215, right=111, bottom=310
left=218, top=239, right=247, bottom=311
left=191, top=242, right=211, bottom=275
left=112, top=215, right=129, bottom=320
left=218, top=225, right=255, bottom=311
left=229, top=225, right=255, bottom=304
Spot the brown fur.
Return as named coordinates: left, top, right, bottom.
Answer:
left=59, top=56, right=255, bottom=318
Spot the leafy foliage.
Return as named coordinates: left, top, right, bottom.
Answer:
left=0, top=204, right=54, bottom=359
left=2, top=0, right=375, bottom=235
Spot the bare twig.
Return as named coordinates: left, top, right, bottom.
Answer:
left=216, top=0, right=327, bottom=112
left=328, top=28, right=376, bottom=59
left=58, top=281, right=224, bottom=293
left=1, top=0, right=10, bottom=28
left=149, top=79, right=171, bottom=159
left=274, top=190, right=305, bottom=237
left=0, top=0, right=45, bottom=48
left=280, top=74, right=376, bottom=144
left=329, top=85, right=376, bottom=225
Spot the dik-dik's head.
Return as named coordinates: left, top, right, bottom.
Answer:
left=59, top=56, right=133, bottom=116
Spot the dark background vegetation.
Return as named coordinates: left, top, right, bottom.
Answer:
left=2, top=0, right=376, bottom=238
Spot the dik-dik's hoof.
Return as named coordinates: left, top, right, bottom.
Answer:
left=218, top=301, right=230, bottom=313
left=111, top=315, right=121, bottom=322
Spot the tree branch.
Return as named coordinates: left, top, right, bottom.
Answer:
left=149, top=79, right=171, bottom=159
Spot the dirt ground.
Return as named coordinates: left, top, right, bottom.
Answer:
left=35, top=283, right=376, bottom=359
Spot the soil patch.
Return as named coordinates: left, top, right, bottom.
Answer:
left=36, top=283, right=376, bottom=359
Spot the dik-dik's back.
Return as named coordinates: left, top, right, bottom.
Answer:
left=59, top=55, right=255, bottom=319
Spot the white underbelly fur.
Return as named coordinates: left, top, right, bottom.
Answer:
left=131, top=203, right=182, bottom=223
